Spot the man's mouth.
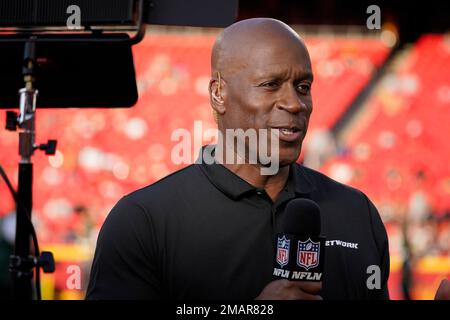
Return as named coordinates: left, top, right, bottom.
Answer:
left=270, top=126, right=303, bottom=142
left=279, top=128, right=298, bottom=135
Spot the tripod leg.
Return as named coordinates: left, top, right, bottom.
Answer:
left=12, top=162, right=33, bottom=300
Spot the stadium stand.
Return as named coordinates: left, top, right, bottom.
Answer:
left=321, top=34, right=450, bottom=299
left=323, top=34, right=450, bottom=215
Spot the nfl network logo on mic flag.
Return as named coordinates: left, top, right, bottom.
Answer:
left=273, top=233, right=325, bottom=281
left=276, top=236, right=290, bottom=267
left=297, top=238, right=320, bottom=270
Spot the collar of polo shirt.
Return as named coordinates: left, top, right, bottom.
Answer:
left=196, top=144, right=315, bottom=200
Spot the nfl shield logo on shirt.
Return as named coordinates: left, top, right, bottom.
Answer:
left=297, top=238, right=320, bottom=270
left=276, top=236, right=290, bottom=268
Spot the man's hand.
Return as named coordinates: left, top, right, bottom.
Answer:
left=434, top=279, right=450, bottom=300
left=255, top=279, right=323, bottom=300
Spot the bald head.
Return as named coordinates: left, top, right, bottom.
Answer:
left=211, top=18, right=308, bottom=78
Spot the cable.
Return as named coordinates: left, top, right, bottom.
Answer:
left=0, top=165, right=41, bottom=300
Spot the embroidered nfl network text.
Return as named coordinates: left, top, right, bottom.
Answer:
left=326, top=240, right=359, bottom=249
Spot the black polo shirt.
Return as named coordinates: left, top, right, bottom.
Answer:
left=86, top=146, right=390, bottom=300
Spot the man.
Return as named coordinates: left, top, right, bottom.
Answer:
left=86, top=18, right=390, bottom=300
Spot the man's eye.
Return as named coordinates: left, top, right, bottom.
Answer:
left=261, top=81, right=279, bottom=88
left=297, top=84, right=311, bottom=94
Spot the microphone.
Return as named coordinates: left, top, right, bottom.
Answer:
left=273, top=198, right=326, bottom=281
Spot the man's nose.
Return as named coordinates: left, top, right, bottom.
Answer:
left=276, top=85, right=306, bottom=114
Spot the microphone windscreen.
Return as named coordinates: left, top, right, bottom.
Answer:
left=283, top=198, right=321, bottom=237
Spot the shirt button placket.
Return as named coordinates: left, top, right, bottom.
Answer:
left=270, top=206, right=277, bottom=231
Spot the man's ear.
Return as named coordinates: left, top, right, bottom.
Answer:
left=209, top=75, right=227, bottom=117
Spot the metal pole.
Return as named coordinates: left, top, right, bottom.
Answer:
left=11, top=40, right=38, bottom=300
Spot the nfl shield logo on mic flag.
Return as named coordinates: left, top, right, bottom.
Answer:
left=276, top=236, right=290, bottom=267
left=297, top=238, right=320, bottom=270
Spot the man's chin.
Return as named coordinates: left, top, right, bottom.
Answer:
left=278, top=158, right=298, bottom=168
left=278, top=145, right=302, bottom=166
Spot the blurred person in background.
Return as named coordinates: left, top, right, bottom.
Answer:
left=0, top=212, right=15, bottom=299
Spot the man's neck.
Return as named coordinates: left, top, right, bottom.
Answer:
left=214, top=147, right=290, bottom=202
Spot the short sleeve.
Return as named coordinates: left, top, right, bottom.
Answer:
left=364, top=194, right=390, bottom=300
left=86, top=196, right=162, bottom=299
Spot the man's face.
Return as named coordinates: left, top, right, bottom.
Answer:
left=222, top=37, right=313, bottom=167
